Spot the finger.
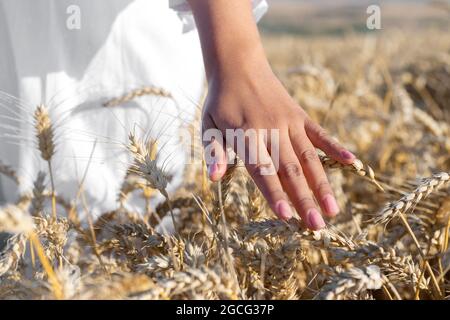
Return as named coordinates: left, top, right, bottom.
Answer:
left=202, top=115, right=228, bottom=181
left=206, top=139, right=228, bottom=181
left=305, top=120, right=356, bottom=165
left=238, top=132, right=293, bottom=220
left=290, top=127, right=340, bottom=217
left=277, top=132, right=325, bottom=230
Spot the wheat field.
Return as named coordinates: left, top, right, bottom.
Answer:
left=1, top=5, right=450, bottom=300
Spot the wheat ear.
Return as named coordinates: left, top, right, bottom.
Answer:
left=30, top=171, right=46, bottom=217
left=127, top=132, right=179, bottom=233
left=372, top=172, right=450, bottom=225
left=0, top=204, right=63, bottom=297
left=0, top=160, right=20, bottom=185
left=371, top=172, right=449, bottom=298
left=34, top=105, right=57, bottom=218
left=103, top=86, right=173, bottom=107
left=0, top=205, right=34, bottom=234
left=319, top=155, right=384, bottom=191
left=315, top=265, right=383, bottom=300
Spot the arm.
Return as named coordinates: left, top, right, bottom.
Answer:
left=188, top=0, right=356, bottom=230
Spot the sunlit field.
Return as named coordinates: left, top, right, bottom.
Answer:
left=0, top=0, right=449, bottom=300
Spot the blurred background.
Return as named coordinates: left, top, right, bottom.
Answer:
left=256, top=0, right=449, bottom=179
left=260, top=0, right=449, bottom=36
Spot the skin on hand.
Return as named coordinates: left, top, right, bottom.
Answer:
left=188, top=0, right=356, bottom=230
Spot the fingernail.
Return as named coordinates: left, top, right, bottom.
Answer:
left=307, top=209, right=326, bottom=230
left=275, top=200, right=293, bottom=220
left=323, top=194, right=340, bottom=216
left=341, top=150, right=356, bottom=161
left=208, top=160, right=218, bottom=178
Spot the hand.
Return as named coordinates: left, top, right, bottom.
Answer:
left=188, top=0, right=356, bottom=230
left=202, top=59, right=355, bottom=230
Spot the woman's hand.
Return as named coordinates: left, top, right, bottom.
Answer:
left=189, top=0, right=355, bottom=230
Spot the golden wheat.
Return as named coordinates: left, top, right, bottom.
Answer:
left=0, top=29, right=449, bottom=300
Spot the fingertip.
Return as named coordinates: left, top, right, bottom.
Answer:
left=275, top=200, right=293, bottom=220
left=208, top=162, right=219, bottom=181
left=340, top=150, right=356, bottom=164
left=322, top=194, right=340, bottom=217
left=208, top=162, right=227, bottom=182
left=306, top=208, right=326, bottom=230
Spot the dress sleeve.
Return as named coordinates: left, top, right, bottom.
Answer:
left=169, top=0, right=269, bottom=32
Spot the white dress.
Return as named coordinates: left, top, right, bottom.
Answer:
left=0, top=0, right=267, bottom=217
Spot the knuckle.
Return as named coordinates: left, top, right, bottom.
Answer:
left=333, top=142, right=344, bottom=153
left=300, top=149, right=319, bottom=164
left=268, top=189, right=287, bottom=203
left=250, top=163, right=276, bottom=178
left=207, top=107, right=221, bottom=121
left=318, top=131, right=342, bottom=151
left=326, top=137, right=341, bottom=150
left=296, top=196, right=315, bottom=211
left=280, top=162, right=303, bottom=180
left=316, top=128, right=330, bottom=141
left=289, top=111, right=305, bottom=124
left=314, top=181, right=333, bottom=197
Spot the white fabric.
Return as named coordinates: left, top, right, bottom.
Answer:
left=0, top=0, right=267, bottom=217
left=169, top=0, right=269, bottom=32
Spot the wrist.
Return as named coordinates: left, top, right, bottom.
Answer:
left=209, top=44, right=272, bottom=86
left=189, top=0, right=269, bottom=81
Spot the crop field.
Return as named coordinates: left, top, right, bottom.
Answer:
left=0, top=1, right=449, bottom=299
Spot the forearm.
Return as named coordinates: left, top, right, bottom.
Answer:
left=187, top=0, right=270, bottom=81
